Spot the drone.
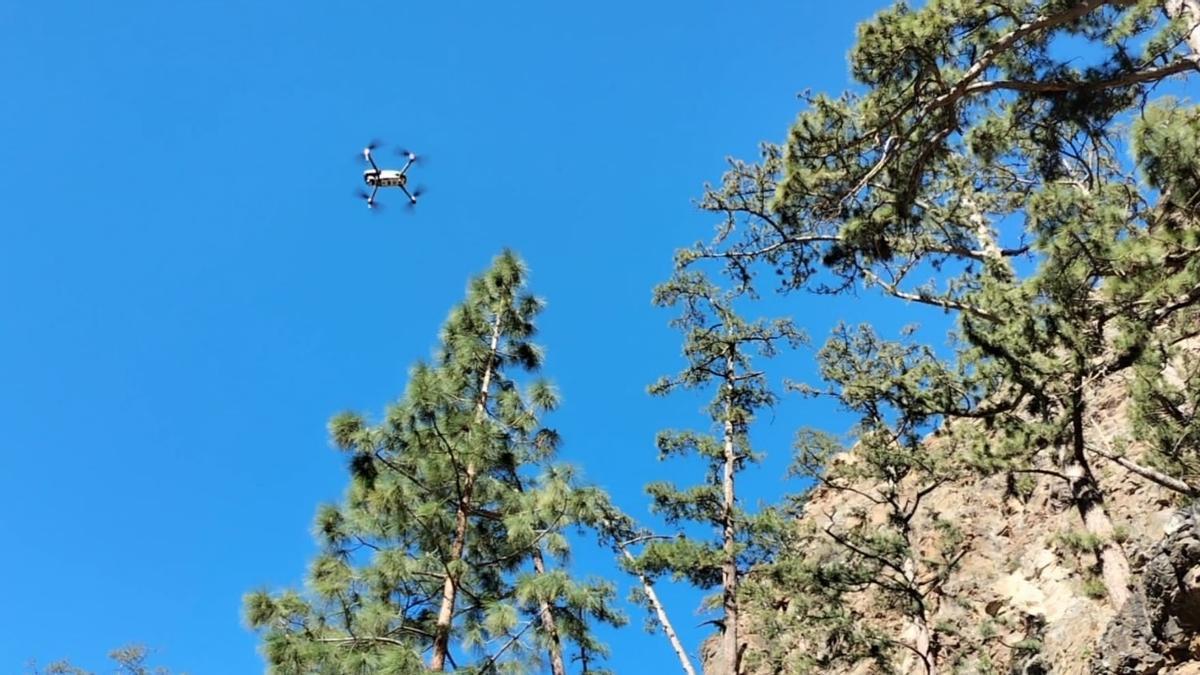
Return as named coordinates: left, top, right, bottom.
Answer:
left=356, top=141, right=424, bottom=210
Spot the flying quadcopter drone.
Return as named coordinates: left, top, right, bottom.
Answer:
left=356, top=141, right=425, bottom=210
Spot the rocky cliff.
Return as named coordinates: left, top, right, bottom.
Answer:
left=724, top=373, right=1198, bottom=674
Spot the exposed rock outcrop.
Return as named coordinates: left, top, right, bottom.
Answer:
left=1092, top=506, right=1200, bottom=674
left=721, top=375, right=1196, bottom=675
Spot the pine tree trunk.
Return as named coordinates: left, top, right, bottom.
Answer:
left=889, top=486, right=937, bottom=675
left=504, top=467, right=568, bottom=673
left=430, top=312, right=505, bottom=671
left=964, top=193, right=1005, bottom=270
left=532, top=548, right=568, bottom=675
left=901, top=554, right=937, bottom=675
left=721, top=364, right=739, bottom=675
left=431, top=489, right=472, bottom=671
left=1066, top=386, right=1131, bottom=609
left=910, top=618, right=936, bottom=675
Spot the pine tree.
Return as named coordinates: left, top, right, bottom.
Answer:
left=245, top=251, right=623, bottom=674
left=638, top=269, right=801, bottom=675
left=688, top=0, right=1200, bottom=610
left=788, top=325, right=971, bottom=674
left=733, top=505, right=893, bottom=674
left=26, top=645, right=177, bottom=675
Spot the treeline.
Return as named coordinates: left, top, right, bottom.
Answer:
left=244, top=1, right=1200, bottom=674
left=26, top=645, right=178, bottom=675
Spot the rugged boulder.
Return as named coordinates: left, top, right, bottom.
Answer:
left=1092, top=506, right=1200, bottom=674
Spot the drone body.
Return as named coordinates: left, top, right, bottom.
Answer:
left=357, top=142, right=424, bottom=210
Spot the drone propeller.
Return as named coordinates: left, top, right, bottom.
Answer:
left=405, top=185, right=427, bottom=210
left=395, top=147, right=427, bottom=164
left=354, top=188, right=383, bottom=212
left=357, top=139, right=385, bottom=163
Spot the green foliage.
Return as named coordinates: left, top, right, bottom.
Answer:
left=1012, top=638, right=1043, bottom=655
left=1010, top=473, right=1038, bottom=502
left=1132, top=99, right=1200, bottom=211
left=1127, top=322, right=1200, bottom=486
left=736, top=519, right=896, bottom=674
left=245, top=251, right=623, bottom=673
left=1055, top=530, right=1105, bottom=556
left=1082, top=576, right=1109, bottom=600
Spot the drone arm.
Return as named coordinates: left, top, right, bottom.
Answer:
left=364, top=149, right=380, bottom=172
left=398, top=184, right=416, bottom=204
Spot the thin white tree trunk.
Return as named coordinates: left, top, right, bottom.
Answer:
left=963, top=192, right=1014, bottom=283
left=720, top=359, right=740, bottom=675
left=617, top=544, right=698, bottom=675
left=900, top=555, right=937, bottom=675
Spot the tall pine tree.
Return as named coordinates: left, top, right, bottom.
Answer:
left=639, top=269, right=800, bottom=675
left=245, top=251, right=623, bottom=674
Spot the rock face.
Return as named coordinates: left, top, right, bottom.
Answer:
left=1092, top=506, right=1200, bottom=674
left=721, top=376, right=1198, bottom=675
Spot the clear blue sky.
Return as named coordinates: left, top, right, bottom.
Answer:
left=0, top=1, right=910, bottom=672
